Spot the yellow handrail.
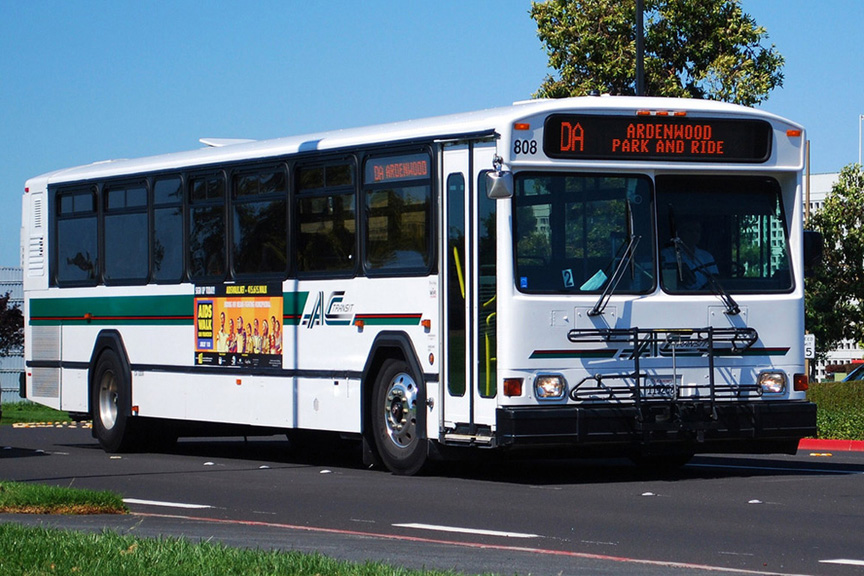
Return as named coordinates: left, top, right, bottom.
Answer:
left=453, top=245, right=466, bottom=300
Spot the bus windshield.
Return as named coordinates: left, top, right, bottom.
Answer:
left=657, top=175, right=792, bottom=293
left=514, top=173, right=655, bottom=293
left=514, top=173, right=792, bottom=295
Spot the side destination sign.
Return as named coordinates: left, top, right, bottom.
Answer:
left=543, top=114, right=773, bottom=162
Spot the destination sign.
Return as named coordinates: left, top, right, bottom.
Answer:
left=543, top=114, right=772, bottom=162
left=365, top=153, right=430, bottom=183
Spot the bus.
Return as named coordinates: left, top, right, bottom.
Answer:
left=21, top=96, right=817, bottom=474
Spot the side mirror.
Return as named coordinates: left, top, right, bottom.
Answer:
left=486, top=171, right=513, bottom=199
left=803, top=230, right=823, bottom=276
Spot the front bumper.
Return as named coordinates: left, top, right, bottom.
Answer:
left=496, top=400, right=817, bottom=455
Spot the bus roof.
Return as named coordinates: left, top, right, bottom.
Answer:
left=27, top=96, right=800, bottom=188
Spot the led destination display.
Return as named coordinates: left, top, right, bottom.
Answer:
left=543, top=114, right=773, bottom=162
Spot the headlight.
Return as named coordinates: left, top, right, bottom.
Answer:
left=535, top=374, right=567, bottom=400
left=759, top=371, right=787, bottom=394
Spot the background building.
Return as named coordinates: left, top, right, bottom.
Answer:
left=0, top=266, right=23, bottom=405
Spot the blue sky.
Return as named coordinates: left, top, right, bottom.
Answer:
left=0, top=1, right=860, bottom=268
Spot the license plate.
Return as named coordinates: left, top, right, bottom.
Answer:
left=643, top=376, right=679, bottom=399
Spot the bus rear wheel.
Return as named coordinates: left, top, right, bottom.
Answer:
left=372, top=359, right=427, bottom=475
left=91, top=349, right=138, bottom=453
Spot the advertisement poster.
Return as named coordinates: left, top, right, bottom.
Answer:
left=194, top=284, right=283, bottom=368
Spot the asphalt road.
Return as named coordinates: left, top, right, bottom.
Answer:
left=3, top=424, right=864, bottom=576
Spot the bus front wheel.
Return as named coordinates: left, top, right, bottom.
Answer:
left=372, top=359, right=427, bottom=475
left=91, top=349, right=137, bottom=453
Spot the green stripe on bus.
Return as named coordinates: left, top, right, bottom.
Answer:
left=29, top=291, right=310, bottom=326
left=530, top=349, right=618, bottom=359
left=29, top=295, right=193, bottom=326
left=283, top=291, right=309, bottom=326
left=354, top=313, right=422, bottom=326
left=715, top=347, right=789, bottom=357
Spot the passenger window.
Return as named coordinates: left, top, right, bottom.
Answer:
left=295, top=161, right=356, bottom=275
left=153, top=177, right=184, bottom=283
left=362, top=152, right=432, bottom=274
left=232, top=168, right=287, bottom=277
left=104, top=182, right=148, bottom=283
left=188, top=174, right=226, bottom=280
left=55, top=188, right=98, bottom=285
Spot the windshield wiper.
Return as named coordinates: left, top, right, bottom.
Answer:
left=588, top=235, right=641, bottom=317
left=589, top=200, right=640, bottom=317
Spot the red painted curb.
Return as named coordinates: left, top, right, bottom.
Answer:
left=798, top=438, right=864, bottom=452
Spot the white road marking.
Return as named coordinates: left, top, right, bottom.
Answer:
left=139, top=512, right=817, bottom=576
left=123, top=498, right=213, bottom=509
left=820, top=559, right=864, bottom=566
left=393, top=522, right=539, bottom=539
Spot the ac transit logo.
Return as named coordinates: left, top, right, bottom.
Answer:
left=302, top=291, right=354, bottom=328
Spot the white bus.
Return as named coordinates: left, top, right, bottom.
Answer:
left=21, top=96, right=817, bottom=474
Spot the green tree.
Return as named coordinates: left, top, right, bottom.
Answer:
left=530, top=0, right=784, bottom=106
left=805, top=164, right=864, bottom=362
left=0, top=292, right=23, bottom=356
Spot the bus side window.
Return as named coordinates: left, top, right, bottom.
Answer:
left=295, top=162, right=356, bottom=275
left=103, top=182, right=148, bottom=284
left=55, top=187, right=98, bottom=285
left=362, top=152, right=433, bottom=274
left=188, top=173, right=227, bottom=281
left=153, top=177, right=184, bottom=283
left=232, top=168, right=288, bottom=278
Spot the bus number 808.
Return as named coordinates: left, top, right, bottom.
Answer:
left=513, top=139, right=538, bottom=155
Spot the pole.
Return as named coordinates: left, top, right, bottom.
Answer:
left=806, top=140, right=811, bottom=225
left=805, top=139, right=811, bottom=381
left=636, top=0, right=645, bottom=96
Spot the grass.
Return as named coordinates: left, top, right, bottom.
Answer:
left=0, top=523, right=464, bottom=576
left=807, top=380, right=864, bottom=440
left=0, top=483, right=466, bottom=574
left=0, top=481, right=126, bottom=515
left=0, top=401, right=72, bottom=426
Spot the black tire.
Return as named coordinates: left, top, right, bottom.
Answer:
left=371, top=359, right=427, bottom=475
left=91, top=348, right=138, bottom=453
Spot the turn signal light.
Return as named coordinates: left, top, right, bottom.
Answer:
left=794, top=373, right=809, bottom=391
left=504, top=378, right=523, bottom=397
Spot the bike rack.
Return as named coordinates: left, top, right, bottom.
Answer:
left=565, top=327, right=761, bottom=422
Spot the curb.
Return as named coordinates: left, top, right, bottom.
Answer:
left=798, top=438, right=864, bottom=452
left=11, top=421, right=92, bottom=429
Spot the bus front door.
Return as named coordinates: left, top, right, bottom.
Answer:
left=441, top=142, right=498, bottom=444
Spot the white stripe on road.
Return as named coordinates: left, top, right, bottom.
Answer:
left=393, top=522, right=539, bottom=539
left=123, top=498, right=213, bottom=509
left=820, top=559, right=864, bottom=566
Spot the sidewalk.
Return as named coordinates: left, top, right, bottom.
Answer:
left=798, top=438, right=864, bottom=452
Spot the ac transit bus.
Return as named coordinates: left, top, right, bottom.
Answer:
left=21, top=96, right=817, bottom=474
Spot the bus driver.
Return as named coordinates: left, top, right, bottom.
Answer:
left=661, top=219, right=718, bottom=291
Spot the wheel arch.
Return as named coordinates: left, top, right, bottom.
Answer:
left=360, top=331, right=428, bottom=466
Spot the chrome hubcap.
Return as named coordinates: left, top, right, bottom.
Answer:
left=98, top=371, right=119, bottom=430
left=383, top=372, right=417, bottom=448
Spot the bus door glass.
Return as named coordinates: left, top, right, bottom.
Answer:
left=442, top=144, right=471, bottom=429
